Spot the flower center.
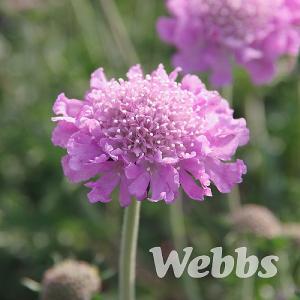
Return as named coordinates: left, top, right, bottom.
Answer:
left=197, top=0, right=281, bottom=44
left=91, top=77, right=204, bottom=161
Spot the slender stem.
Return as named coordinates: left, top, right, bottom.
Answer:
left=70, top=0, right=103, bottom=63
left=227, top=186, right=241, bottom=211
left=170, top=190, right=201, bottom=300
left=277, top=250, right=294, bottom=299
left=221, top=84, right=241, bottom=211
left=119, top=200, right=141, bottom=300
left=241, top=240, right=255, bottom=300
left=244, top=95, right=270, bottom=149
left=99, top=0, right=139, bottom=66
left=222, top=84, right=233, bottom=105
left=298, top=74, right=300, bottom=107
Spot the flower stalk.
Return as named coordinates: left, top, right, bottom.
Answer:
left=99, top=0, right=139, bottom=66
left=119, top=200, right=141, bottom=300
left=222, top=83, right=242, bottom=212
left=170, top=190, right=201, bottom=300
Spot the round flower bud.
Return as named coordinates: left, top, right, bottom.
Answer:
left=231, top=204, right=282, bottom=238
left=41, top=260, right=101, bottom=300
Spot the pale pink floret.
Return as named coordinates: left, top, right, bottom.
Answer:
left=52, top=65, right=249, bottom=206
left=157, top=0, right=300, bottom=87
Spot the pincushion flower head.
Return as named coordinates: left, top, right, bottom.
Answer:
left=41, top=260, right=101, bottom=300
left=52, top=64, right=249, bottom=207
left=157, top=0, right=300, bottom=86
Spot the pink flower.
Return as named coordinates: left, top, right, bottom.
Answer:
left=157, top=0, right=300, bottom=87
left=52, top=65, right=249, bottom=206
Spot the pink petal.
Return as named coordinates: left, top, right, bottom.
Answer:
left=86, top=172, right=120, bottom=203
left=127, top=65, right=143, bottom=80
left=125, top=163, right=143, bottom=179
left=52, top=121, right=78, bottom=148
left=119, top=175, right=132, bottom=207
left=205, top=158, right=247, bottom=193
left=210, top=54, right=233, bottom=87
left=181, top=74, right=205, bottom=94
left=67, top=132, right=103, bottom=160
left=62, top=155, right=100, bottom=183
left=150, top=165, right=179, bottom=203
left=53, top=93, right=83, bottom=118
left=244, top=59, right=275, bottom=84
left=180, top=168, right=208, bottom=201
left=209, top=117, right=249, bottom=160
left=128, top=171, right=150, bottom=199
left=90, top=68, right=107, bottom=89
left=180, top=158, right=211, bottom=187
left=157, top=17, right=177, bottom=44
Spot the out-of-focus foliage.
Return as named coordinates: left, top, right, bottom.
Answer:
left=0, top=1, right=299, bottom=299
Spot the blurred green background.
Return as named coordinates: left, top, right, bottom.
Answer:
left=0, top=0, right=300, bottom=299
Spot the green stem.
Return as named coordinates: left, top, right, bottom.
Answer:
left=221, top=84, right=241, bottom=211
left=278, top=250, right=294, bottom=299
left=244, top=95, right=270, bottom=149
left=241, top=240, right=255, bottom=300
left=70, top=0, right=103, bottom=63
left=227, top=186, right=241, bottom=212
left=222, top=84, right=233, bottom=105
left=99, top=0, right=139, bottom=66
left=170, top=190, right=201, bottom=300
left=119, top=200, right=141, bottom=300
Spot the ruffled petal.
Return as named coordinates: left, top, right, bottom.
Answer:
left=208, top=117, right=249, bottom=160
left=67, top=132, right=105, bottom=161
left=62, top=155, right=100, bottom=183
left=126, top=64, right=143, bottom=80
left=205, top=158, right=247, bottom=193
left=181, top=74, right=205, bottom=94
left=244, top=59, right=276, bottom=84
left=86, top=172, right=120, bottom=203
left=53, top=93, right=83, bottom=118
left=210, top=52, right=233, bottom=87
left=166, top=0, right=186, bottom=17
left=151, top=64, right=169, bottom=81
left=180, top=158, right=211, bottom=188
left=157, top=17, right=177, bottom=43
left=172, top=48, right=208, bottom=74
left=90, top=68, right=107, bottom=89
left=150, top=165, right=179, bottom=203
left=128, top=170, right=150, bottom=199
left=179, top=168, right=207, bottom=201
left=62, top=132, right=108, bottom=182
left=119, top=175, right=132, bottom=207
left=125, top=163, right=144, bottom=179
left=52, top=121, right=78, bottom=148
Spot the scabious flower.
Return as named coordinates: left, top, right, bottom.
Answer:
left=157, top=0, right=300, bottom=86
left=52, top=64, right=249, bottom=206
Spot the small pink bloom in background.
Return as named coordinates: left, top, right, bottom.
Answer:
left=52, top=64, right=249, bottom=206
left=157, top=0, right=300, bottom=87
